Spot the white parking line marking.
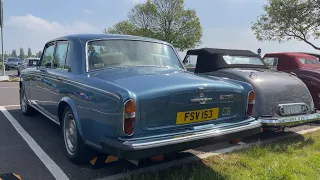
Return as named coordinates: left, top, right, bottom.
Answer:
left=3, top=105, right=20, bottom=108
left=0, top=87, right=18, bottom=89
left=99, top=126, right=320, bottom=180
left=0, top=106, right=70, bottom=180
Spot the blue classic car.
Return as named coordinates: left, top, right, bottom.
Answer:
left=19, top=34, right=261, bottom=163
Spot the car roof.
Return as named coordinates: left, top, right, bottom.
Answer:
left=186, top=48, right=260, bottom=57
left=25, top=57, right=40, bottom=60
left=47, top=33, right=170, bottom=45
left=7, top=57, right=21, bottom=60
left=185, top=48, right=268, bottom=73
left=264, top=52, right=318, bottom=59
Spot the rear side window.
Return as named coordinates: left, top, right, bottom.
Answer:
left=184, top=55, right=198, bottom=68
left=263, top=57, right=278, bottom=67
left=299, top=58, right=320, bottom=64
left=53, top=41, right=69, bottom=69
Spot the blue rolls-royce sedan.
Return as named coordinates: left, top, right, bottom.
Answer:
left=19, top=34, right=261, bottom=164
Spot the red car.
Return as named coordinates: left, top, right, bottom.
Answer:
left=263, top=52, right=320, bottom=110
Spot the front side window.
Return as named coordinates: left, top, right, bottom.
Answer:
left=53, top=41, right=68, bottom=69
left=87, top=40, right=183, bottom=71
left=28, top=59, right=39, bottom=66
left=41, top=43, right=55, bottom=68
left=223, top=55, right=264, bottom=65
left=299, top=58, right=320, bottom=65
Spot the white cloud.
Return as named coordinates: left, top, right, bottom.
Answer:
left=84, top=9, right=95, bottom=15
left=176, top=27, right=320, bottom=59
left=4, top=14, right=99, bottom=53
left=124, top=0, right=145, bottom=4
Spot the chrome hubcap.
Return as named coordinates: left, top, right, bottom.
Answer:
left=21, top=91, right=27, bottom=112
left=64, top=113, right=77, bottom=154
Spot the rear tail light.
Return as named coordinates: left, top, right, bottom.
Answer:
left=247, top=90, right=255, bottom=116
left=123, top=99, right=136, bottom=136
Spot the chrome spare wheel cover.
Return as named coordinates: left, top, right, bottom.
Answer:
left=21, top=90, right=27, bottom=112
left=64, top=112, right=77, bottom=155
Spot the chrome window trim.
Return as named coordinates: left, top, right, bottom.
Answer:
left=84, top=38, right=185, bottom=73
left=27, top=72, right=120, bottom=100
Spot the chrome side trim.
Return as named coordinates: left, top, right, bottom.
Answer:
left=84, top=38, right=185, bottom=72
left=31, top=72, right=120, bottom=100
left=124, top=118, right=260, bottom=149
left=29, top=102, right=60, bottom=126
left=259, top=112, right=320, bottom=127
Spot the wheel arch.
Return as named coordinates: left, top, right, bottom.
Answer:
left=58, top=97, right=84, bottom=138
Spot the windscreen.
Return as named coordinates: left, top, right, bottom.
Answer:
left=87, top=40, right=183, bottom=71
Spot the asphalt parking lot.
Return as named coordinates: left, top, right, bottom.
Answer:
left=1, top=82, right=320, bottom=180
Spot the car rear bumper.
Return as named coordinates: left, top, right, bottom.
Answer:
left=259, top=112, right=320, bottom=127
left=6, top=64, right=19, bottom=69
left=99, top=118, right=261, bottom=160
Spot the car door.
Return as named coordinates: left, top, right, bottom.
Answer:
left=31, top=42, right=56, bottom=118
left=44, top=40, right=69, bottom=121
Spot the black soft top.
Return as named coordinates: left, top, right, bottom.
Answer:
left=185, top=48, right=269, bottom=73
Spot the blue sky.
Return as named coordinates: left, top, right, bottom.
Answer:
left=3, top=0, right=320, bottom=57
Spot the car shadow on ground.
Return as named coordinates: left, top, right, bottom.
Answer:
left=193, top=129, right=314, bottom=155
left=126, top=155, right=226, bottom=180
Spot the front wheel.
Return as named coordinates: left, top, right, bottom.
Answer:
left=62, top=106, right=93, bottom=164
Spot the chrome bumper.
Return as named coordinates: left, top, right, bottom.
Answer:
left=259, top=112, right=320, bottom=127
left=129, top=118, right=261, bottom=149
left=100, top=118, right=261, bottom=159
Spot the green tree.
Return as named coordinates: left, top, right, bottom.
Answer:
left=104, top=0, right=202, bottom=51
left=27, top=47, right=32, bottom=57
left=36, top=51, right=42, bottom=58
left=19, top=47, right=25, bottom=59
left=4, top=51, right=8, bottom=59
left=252, top=0, right=320, bottom=50
left=11, top=50, right=17, bottom=57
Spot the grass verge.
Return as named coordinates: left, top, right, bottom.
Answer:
left=128, top=130, right=320, bottom=180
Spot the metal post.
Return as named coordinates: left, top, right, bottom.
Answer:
left=0, top=0, right=4, bottom=76
left=1, top=26, right=4, bottom=76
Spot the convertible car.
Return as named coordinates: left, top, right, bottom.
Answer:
left=19, top=34, right=261, bottom=163
left=263, top=52, right=320, bottom=110
left=183, top=48, right=320, bottom=131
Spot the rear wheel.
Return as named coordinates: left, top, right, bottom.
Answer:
left=62, top=106, right=93, bottom=164
left=20, top=87, right=36, bottom=116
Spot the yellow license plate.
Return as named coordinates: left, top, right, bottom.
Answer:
left=176, top=108, right=219, bottom=125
